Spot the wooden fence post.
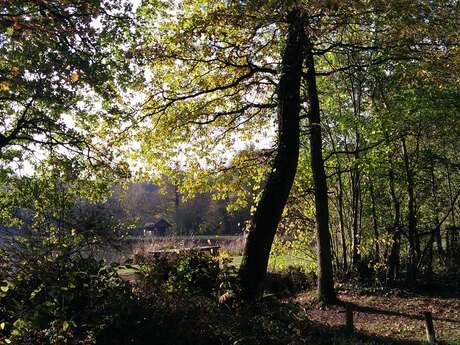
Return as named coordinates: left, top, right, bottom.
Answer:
left=345, top=304, right=354, bottom=334
left=423, top=311, right=436, bottom=344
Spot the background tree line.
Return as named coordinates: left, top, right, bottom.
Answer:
left=1, top=176, right=250, bottom=241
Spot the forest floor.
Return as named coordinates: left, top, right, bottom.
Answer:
left=297, top=287, right=460, bottom=344
left=117, top=264, right=460, bottom=344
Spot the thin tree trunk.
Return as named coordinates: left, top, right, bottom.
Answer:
left=351, top=168, right=361, bottom=269
left=337, top=170, right=348, bottom=272
left=421, top=232, right=435, bottom=284
left=402, top=137, right=417, bottom=284
left=332, top=218, right=340, bottom=270
left=447, top=164, right=457, bottom=228
left=446, top=163, right=457, bottom=268
left=348, top=74, right=362, bottom=272
left=239, top=10, right=305, bottom=302
left=370, top=180, right=380, bottom=263
left=174, top=183, right=181, bottom=234
left=430, top=164, right=445, bottom=261
left=305, top=37, right=337, bottom=304
left=387, top=165, right=401, bottom=285
left=327, top=130, right=348, bottom=272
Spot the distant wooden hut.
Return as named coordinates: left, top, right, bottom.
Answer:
left=144, top=218, right=172, bottom=236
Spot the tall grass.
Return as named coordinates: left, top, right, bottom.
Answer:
left=132, top=235, right=246, bottom=258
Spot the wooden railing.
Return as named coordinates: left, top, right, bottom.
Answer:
left=149, top=245, right=220, bottom=257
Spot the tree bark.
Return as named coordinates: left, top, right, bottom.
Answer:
left=337, top=171, right=348, bottom=272
left=402, top=137, right=417, bottom=284
left=370, top=180, right=380, bottom=263
left=350, top=168, right=361, bottom=269
left=239, top=10, right=305, bottom=302
left=332, top=219, right=340, bottom=270
left=430, top=164, right=445, bottom=261
left=348, top=130, right=362, bottom=271
left=387, top=164, right=401, bottom=285
left=446, top=163, right=457, bottom=268
left=328, top=132, right=348, bottom=272
left=305, top=37, right=337, bottom=304
left=173, top=183, right=182, bottom=234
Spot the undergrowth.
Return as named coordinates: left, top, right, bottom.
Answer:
left=1, top=248, right=445, bottom=345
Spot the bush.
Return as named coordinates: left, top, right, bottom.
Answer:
left=265, top=266, right=316, bottom=297
left=130, top=286, right=311, bottom=345
left=1, top=249, right=319, bottom=345
left=0, top=250, right=141, bottom=345
left=134, top=251, right=221, bottom=296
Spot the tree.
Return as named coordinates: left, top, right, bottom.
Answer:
left=304, top=35, right=337, bottom=303
left=132, top=0, right=301, bottom=301
left=129, top=0, right=459, bottom=302
left=0, top=0, right=133, bottom=167
left=239, top=7, right=306, bottom=300
left=132, top=0, right=338, bottom=302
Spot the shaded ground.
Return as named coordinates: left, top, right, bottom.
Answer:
left=298, top=288, right=460, bottom=344
left=117, top=248, right=459, bottom=344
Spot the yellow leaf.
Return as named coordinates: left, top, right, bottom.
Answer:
left=10, top=66, right=20, bottom=77
left=0, top=81, right=9, bottom=92
left=71, top=71, right=79, bottom=82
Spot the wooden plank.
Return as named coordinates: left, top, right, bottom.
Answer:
left=149, top=245, right=220, bottom=256
left=345, top=304, right=354, bottom=334
left=423, top=311, right=436, bottom=344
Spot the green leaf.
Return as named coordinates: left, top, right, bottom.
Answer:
left=63, top=320, right=70, bottom=331
left=30, top=284, right=43, bottom=300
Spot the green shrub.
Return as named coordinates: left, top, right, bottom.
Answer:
left=0, top=251, right=141, bottom=345
left=135, top=251, right=221, bottom=296
left=1, top=249, right=319, bottom=345
left=265, top=266, right=316, bottom=297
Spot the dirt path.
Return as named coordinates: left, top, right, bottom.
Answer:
left=297, top=290, right=460, bottom=344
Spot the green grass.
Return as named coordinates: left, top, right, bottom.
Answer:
left=117, top=266, right=138, bottom=275
left=230, top=255, right=243, bottom=267
left=229, top=254, right=315, bottom=271
left=268, top=254, right=315, bottom=270
left=117, top=252, right=315, bottom=278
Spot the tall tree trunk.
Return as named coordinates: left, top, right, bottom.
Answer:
left=239, top=10, right=305, bottom=302
left=328, top=131, right=348, bottom=272
left=350, top=168, right=361, bottom=270
left=174, top=183, right=181, bottom=234
left=402, top=137, right=417, bottom=284
left=387, top=165, right=401, bottom=285
left=446, top=163, right=457, bottom=268
left=332, top=220, right=340, bottom=270
left=305, top=37, right=337, bottom=304
left=349, top=75, right=363, bottom=272
left=370, top=180, right=380, bottom=263
left=337, top=170, right=348, bottom=272
left=430, top=164, right=444, bottom=261
left=425, top=237, right=434, bottom=283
